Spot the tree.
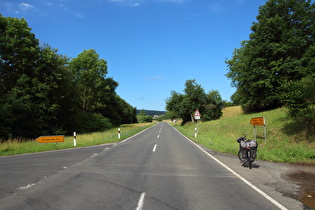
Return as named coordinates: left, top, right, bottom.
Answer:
left=166, top=80, right=223, bottom=125
left=115, top=96, right=137, bottom=124
left=0, top=16, right=78, bottom=139
left=165, top=90, right=184, bottom=120
left=202, top=90, right=224, bottom=121
left=68, top=49, right=137, bottom=130
left=0, top=15, right=138, bottom=140
left=35, top=45, right=75, bottom=135
left=68, top=49, right=108, bottom=112
left=182, top=80, right=206, bottom=123
left=0, top=15, right=41, bottom=139
left=226, top=0, right=315, bottom=113
left=137, top=110, right=153, bottom=123
left=280, top=73, right=315, bottom=135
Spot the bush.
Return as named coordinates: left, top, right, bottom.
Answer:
left=75, top=112, right=113, bottom=133
left=137, top=114, right=153, bottom=123
left=137, top=110, right=153, bottom=123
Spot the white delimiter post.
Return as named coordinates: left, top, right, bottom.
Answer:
left=195, top=127, right=197, bottom=138
left=74, top=132, right=77, bottom=147
left=118, top=128, right=121, bottom=139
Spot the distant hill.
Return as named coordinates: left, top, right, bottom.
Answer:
left=136, top=110, right=166, bottom=116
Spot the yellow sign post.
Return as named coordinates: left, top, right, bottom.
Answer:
left=250, top=117, right=266, bottom=141
left=36, top=135, right=64, bottom=143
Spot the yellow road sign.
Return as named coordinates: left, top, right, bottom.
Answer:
left=250, top=117, right=265, bottom=126
left=36, top=135, right=64, bottom=143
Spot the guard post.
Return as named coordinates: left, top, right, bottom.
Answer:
left=73, top=132, right=77, bottom=147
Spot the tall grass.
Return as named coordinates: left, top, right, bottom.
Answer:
left=174, top=107, right=315, bottom=164
left=0, top=123, right=154, bottom=156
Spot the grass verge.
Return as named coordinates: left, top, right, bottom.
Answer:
left=173, top=107, right=315, bottom=165
left=0, top=123, right=154, bottom=157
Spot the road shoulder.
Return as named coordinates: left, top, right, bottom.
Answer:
left=195, top=142, right=315, bottom=210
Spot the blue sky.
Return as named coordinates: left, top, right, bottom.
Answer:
left=1, top=0, right=267, bottom=111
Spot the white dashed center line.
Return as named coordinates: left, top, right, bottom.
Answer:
left=136, top=192, right=146, bottom=210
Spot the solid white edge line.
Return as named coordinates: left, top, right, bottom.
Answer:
left=136, top=192, right=146, bottom=210
left=153, top=144, right=157, bottom=152
left=170, top=125, right=288, bottom=210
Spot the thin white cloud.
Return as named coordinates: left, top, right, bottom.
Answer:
left=1, top=1, right=84, bottom=18
left=74, top=12, right=84, bottom=18
left=46, top=2, right=54, bottom=6
left=157, top=0, right=189, bottom=3
left=19, top=3, right=34, bottom=10
left=46, top=1, right=84, bottom=18
left=1, top=2, right=35, bottom=14
left=110, top=0, right=142, bottom=7
left=109, top=0, right=190, bottom=7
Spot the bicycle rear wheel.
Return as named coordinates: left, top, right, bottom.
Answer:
left=238, top=150, right=246, bottom=163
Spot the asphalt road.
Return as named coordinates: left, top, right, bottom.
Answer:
left=0, top=122, right=306, bottom=209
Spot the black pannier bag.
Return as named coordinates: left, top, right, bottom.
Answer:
left=250, top=147, right=257, bottom=158
left=241, top=148, right=248, bottom=158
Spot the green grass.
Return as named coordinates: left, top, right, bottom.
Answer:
left=174, top=107, right=315, bottom=165
left=0, top=123, right=154, bottom=156
left=2, top=108, right=315, bottom=165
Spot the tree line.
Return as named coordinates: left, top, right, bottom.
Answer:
left=0, top=15, right=137, bottom=141
left=226, top=0, right=315, bottom=132
left=166, top=80, right=224, bottom=125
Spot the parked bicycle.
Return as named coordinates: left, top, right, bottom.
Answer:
left=236, top=135, right=258, bottom=169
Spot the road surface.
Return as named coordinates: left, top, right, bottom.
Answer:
left=0, top=122, right=304, bottom=209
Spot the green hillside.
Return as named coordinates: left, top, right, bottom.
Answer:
left=174, top=106, right=315, bottom=164
left=136, top=110, right=166, bottom=116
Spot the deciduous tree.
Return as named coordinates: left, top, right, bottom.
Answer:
left=226, top=0, right=315, bottom=113
left=68, top=49, right=108, bottom=112
left=166, top=80, right=223, bottom=125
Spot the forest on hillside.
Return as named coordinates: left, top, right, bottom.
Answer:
left=0, top=15, right=137, bottom=141
left=226, top=0, right=315, bottom=135
left=136, top=110, right=166, bottom=116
